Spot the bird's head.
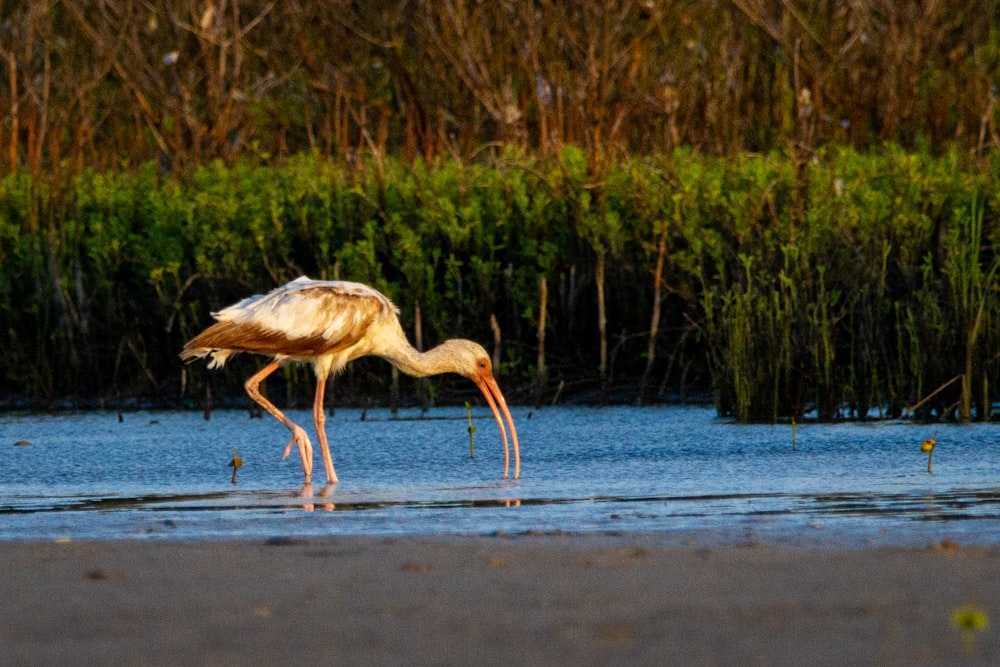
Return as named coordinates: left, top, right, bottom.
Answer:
left=438, top=339, right=495, bottom=384
left=440, top=339, right=520, bottom=480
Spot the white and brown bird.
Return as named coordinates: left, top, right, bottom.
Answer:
left=181, top=277, right=520, bottom=485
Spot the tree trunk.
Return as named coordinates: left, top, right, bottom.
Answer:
left=640, top=222, right=668, bottom=405
left=489, top=313, right=502, bottom=371
left=5, top=53, right=17, bottom=171
left=535, top=274, right=547, bottom=407
left=596, top=251, right=608, bottom=403
left=414, top=299, right=429, bottom=411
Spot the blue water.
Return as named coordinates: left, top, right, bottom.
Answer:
left=1, top=406, right=998, bottom=545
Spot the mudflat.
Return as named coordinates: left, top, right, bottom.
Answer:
left=1, top=535, right=997, bottom=666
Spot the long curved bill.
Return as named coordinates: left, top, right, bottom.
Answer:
left=473, top=374, right=520, bottom=480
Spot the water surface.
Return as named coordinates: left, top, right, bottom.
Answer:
left=1, top=406, right=998, bottom=545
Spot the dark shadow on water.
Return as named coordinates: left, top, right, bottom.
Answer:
left=3, top=488, right=998, bottom=524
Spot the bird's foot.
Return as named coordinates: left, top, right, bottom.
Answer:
left=282, top=425, right=314, bottom=482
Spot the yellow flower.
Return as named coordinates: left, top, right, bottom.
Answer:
left=952, top=604, right=988, bottom=632
left=952, top=604, right=988, bottom=654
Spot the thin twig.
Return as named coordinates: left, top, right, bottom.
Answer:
left=904, top=374, right=964, bottom=417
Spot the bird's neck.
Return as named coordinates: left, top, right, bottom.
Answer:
left=380, top=336, right=462, bottom=379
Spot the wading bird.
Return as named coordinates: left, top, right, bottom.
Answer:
left=181, top=277, right=520, bottom=485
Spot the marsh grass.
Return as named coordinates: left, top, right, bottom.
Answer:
left=2, top=148, right=999, bottom=421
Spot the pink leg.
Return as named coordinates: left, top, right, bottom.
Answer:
left=245, top=361, right=314, bottom=483
left=312, top=375, right=339, bottom=484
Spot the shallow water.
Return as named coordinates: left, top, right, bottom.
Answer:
left=1, top=406, right=998, bottom=545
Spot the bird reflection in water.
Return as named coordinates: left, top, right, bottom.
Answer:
left=298, top=483, right=336, bottom=512
left=294, top=484, right=521, bottom=513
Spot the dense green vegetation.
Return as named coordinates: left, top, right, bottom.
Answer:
left=3, top=147, right=1000, bottom=420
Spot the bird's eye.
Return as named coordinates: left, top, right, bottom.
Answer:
left=478, top=360, right=487, bottom=368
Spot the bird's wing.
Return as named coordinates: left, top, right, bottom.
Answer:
left=211, top=276, right=321, bottom=320
left=196, top=279, right=398, bottom=357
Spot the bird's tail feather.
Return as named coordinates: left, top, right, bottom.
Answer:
left=179, top=346, right=233, bottom=369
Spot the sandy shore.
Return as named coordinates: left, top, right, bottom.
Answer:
left=0, top=534, right=997, bottom=666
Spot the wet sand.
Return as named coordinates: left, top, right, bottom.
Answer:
left=1, top=534, right=997, bottom=666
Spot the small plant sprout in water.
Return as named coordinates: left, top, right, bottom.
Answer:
left=465, top=402, right=476, bottom=458
left=921, top=437, right=936, bottom=474
left=951, top=604, right=988, bottom=654
left=229, top=447, right=243, bottom=484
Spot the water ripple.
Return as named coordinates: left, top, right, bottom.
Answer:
left=2, top=406, right=999, bottom=543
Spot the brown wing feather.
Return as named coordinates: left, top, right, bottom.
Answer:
left=181, top=281, right=394, bottom=367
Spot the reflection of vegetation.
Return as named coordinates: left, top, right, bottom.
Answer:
left=3, top=149, right=1000, bottom=422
